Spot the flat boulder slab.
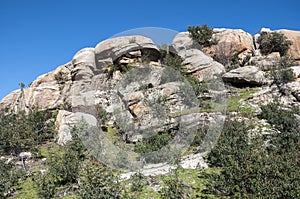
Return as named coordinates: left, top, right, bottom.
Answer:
left=222, top=65, right=267, bottom=87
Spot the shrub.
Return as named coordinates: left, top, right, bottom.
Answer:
left=36, top=135, right=85, bottom=198
left=96, top=104, right=108, bottom=124
left=257, top=32, right=292, bottom=56
left=188, top=24, right=218, bottom=48
left=271, top=56, right=296, bottom=85
left=134, top=131, right=172, bottom=155
left=160, top=166, right=190, bottom=199
left=0, top=160, right=19, bottom=198
left=204, top=112, right=300, bottom=198
left=272, top=68, right=295, bottom=85
left=107, top=64, right=133, bottom=79
left=259, top=103, right=299, bottom=134
left=54, top=71, right=67, bottom=84
left=128, top=172, right=147, bottom=198
left=79, top=157, right=126, bottom=199
left=0, top=109, right=56, bottom=155
left=161, top=53, right=183, bottom=69
left=134, top=131, right=181, bottom=163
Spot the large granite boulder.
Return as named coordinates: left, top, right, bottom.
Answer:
left=55, top=110, right=98, bottom=145
left=204, top=28, right=254, bottom=59
left=222, top=66, right=267, bottom=86
left=171, top=32, right=225, bottom=82
left=95, top=35, right=160, bottom=65
left=276, top=29, right=300, bottom=61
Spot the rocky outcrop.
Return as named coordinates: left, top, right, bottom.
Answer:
left=205, top=28, right=255, bottom=59
left=0, top=62, right=74, bottom=113
left=276, top=29, right=300, bottom=61
left=245, top=83, right=300, bottom=111
left=250, top=52, right=280, bottom=71
left=254, top=28, right=300, bottom=62
left=286, top=81, right=300, bottom=102
left=222, top=66, right=267, bottom=86
left=56, top=110, right=98, bottom=145
left=171, top=32, right=225, bottom=82
left=290, top=66, right=300, bottom=78
left=95, top=35, right=160, bottom=65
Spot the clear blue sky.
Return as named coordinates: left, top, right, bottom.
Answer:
left=1, top=0, right=299, bottom=100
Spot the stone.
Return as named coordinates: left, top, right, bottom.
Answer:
left=290, top=66, right=300, bottom=78
left=55, top=110, right=98, bottom=145
left=0, top=62, right=73, bottom=112
left=245, top=85, right=300, bottom=109
left=276, top=29, right=300, bottom=61
left=250, top=52, right=280, bottom=71
left=286, top=81, right=300, bottom=102
left=95, top=35, right=160, bottom=64
left=72, top=48, right=96, bottom=67
left=222, top=66, right=267, bottom=86
left=171, top=32, right=225, bottom=82
left=204, top=28, right=255, bottom=59
left=19, top=152, right=32, bottom=159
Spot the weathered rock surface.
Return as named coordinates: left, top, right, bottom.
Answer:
left=171, top=32, right=225, bottom=82
left=95, top=35, right=160, bottom=64
left=290, top=66, right=300, bottom=78
left=250, top=52, right=280, bottom=71
left=245, top=84, right=300, bottom=110
left=56, top=110, right=98, bottom=145
left=0, top=62, right=73, bottom=112
left=222, top=66, right=267, bottom=86
left=276, top=29, right=300, bottom=61
left=286, top=81, right=300, bottom=102
left=205, top=28, right=254, bottom=59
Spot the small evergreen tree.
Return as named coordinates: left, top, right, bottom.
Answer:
left=257, top=32, right=292, bottom=56
left=188, top=24, right=218, bottom=48
left=160, top=165, right=190, bottom=199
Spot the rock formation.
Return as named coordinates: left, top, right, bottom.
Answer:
left=222, top=65, right=267, bottom=86
left=204, top=28, right=254, bottom=60
left=1, top=27, right=299, bottom=162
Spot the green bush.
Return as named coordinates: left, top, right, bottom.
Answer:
left=257, top=32, right=292, bottom=56
left=36, top=174, right=57, bottom=199
left=271, top=56, right=296, bottom=85
left=36, top=135, right=85, bottom=198
left=203, top=110, right=300, bottom=198
left=129, top=172, right=146, bottom=193
left=79, top=157, right=126, bottom=199
left=0, top=160, right=19, bottom=198
left=134, top=131, right=172, bottom=154
left=133, top=131, right=182, bottom=163
left=259, top=103, right=299, bottom=134
left=107, top=64, right=133, bottom=79
left=160, top=166, right=190, bottom=199
left=272, top=68, right=295, bottom=85
left=161, top=53, right=183, bottom=69
left=54, top=71, right=67, bottom=84
left=96, top=104, right=108, bottom=124
left=0, top=109, right=56, bottom=155
left=188, top=24, right=218, bottom=48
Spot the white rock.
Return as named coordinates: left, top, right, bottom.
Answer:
left=56, top=110, right=98, bottom=145
left=290, top=66, right=300, bottom=78
left=171, top=32, right=225, bottom=81
left=222, top=66, right=267, bottom=86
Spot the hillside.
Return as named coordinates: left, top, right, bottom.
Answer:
left=0, top=26, right=299, bottom=198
